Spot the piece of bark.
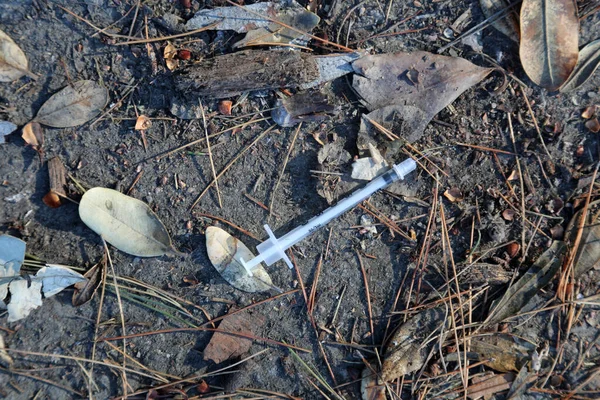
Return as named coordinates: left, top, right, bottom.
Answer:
left=203, top=310, right=265, bottom=364
left=272, top=90, right=334, bottom=127
left=176, top=50, right=320, bottom=99
left=43, top=157, right=66, bottom=208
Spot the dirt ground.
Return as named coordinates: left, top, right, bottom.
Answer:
left=1, top=0, right=600, bottom=399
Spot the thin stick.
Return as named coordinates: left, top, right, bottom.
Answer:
left=520, top=86, right=552, bottom=159
left=269, top=123, right=302, bottom=219
left=127, top=0, right=141, bottom=38
left=56, top=5, right=138, bottom=40
left=190, top=125, right=275, bottom=210
left=308, top=255, right=323, bottom=315
left=356, top=251, right=375, bottom=344
left=199, top=99, right=222, bottom=208
left=88, top=254, right=107, bottom=398
left=507, top=113, right=527, bottom=261
left=114, top=22, right=221, bottom=45
left=194, top=212, right=258, bottom=240
left=102, top=239, right=128, bottom=397
left=0, top=367, right=84, bottom=397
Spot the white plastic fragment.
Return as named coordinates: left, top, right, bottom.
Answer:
left=7, top=280, right=43, bottom=322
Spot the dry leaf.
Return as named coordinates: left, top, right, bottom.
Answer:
left=0, top=28, right=35, bottom=82
left=34, top=80, right=109, bottom=128
left=361, top=367, right=385, bottom=400
left=0, top=121, right=17, bottom=144
left=36, top=265, right=86, bottom=297
left=203, top=310, right=265, bottom=363
left=218, top=100, right=232, bottom=116
left=485, top=241, right=566, bottom=325
left=479, top=0, right=519, bottom=42
left=502, top=209, right=515, bottom=221
left=351, top=143, right=388, bottom=181
left=470, top=334, right=535, bottom=372
left=205, top=226, right=274, bottom=293
left=0, top=334, right=12, bottom=367
left=561, top=39, right=600, bottom=92
left=381, top=306, right=447, bottom=381
left=585, top=118, right=600, bottom=133
left=7, top=279, right=43, bottom=322
left=520, top=0, right=579, bottom=91
left=352, top=52, right=492, bottom=143
left=582, top=105, right=597, bottom=119
left=79, top=187, right=174, bottom=257
left=21, top=121, right=43, bottom=151
left=164, top=43, right=179, bottom=71
left=135, top=115, right=152, bottom=130
left=73, top=258, right=105, bottom=306
left=565, top=201, right=600, bottom=278
left=444, top=187, right=464, bottom=202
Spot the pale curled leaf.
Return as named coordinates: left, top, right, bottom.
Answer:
left=7, top=279, right=42, bottom=322
left=205, top=227, right=273, bottom=293
left=479, top=0, right=519, bottom=42
left=36, top=264, right=86, bottom=297
left=34, top=80, right=109, bottom=128
left=381, top=306, right=447, bottom=381
left=21, top=121, right=43, bottom=150
left=561, top=39, right=600, bottom=92
left=485, top=241, right=567, bottom=325
left=0, top=234, right=26, bottom=306
left=352, top=52, right=492, bottom=143
left=79, top=188, right=173, bottom=257
left=0, top=334, right=12, bottom=367
left=520, top=0, right=579, bottom=90
left=0, top=28, right=34, bottom=82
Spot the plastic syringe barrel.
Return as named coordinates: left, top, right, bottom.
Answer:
left=241, top=158, right=416, bottom=274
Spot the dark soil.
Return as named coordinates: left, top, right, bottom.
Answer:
left=1, top=0, right=600, bottom=399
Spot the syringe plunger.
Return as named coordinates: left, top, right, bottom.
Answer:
left=240, top=158, right=417, bottom=276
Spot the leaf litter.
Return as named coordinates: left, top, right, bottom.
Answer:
left=0, top=28, right=36, bottom=82
left=0, top=235, right=86, bottom=322
left=79, top=187, right=175, bottom=257
left=205, top=226, right=274, bottom=293
left=34, top=80, right=109, bottom=128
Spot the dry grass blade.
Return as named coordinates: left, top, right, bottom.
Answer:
left=269, top=123, right=302, bottom=219
left=199, top=99, right=222, bottom=208
left=520, top=0, right=579, bottom=90
left=190, top=125, right=275, bottom=210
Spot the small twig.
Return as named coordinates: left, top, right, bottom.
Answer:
left=520, top=86, right=552, bottom=160
left=194, top=212, right=258, bottom=240
left=507, top=113, right=527, bottom=261
left=190, top=125, right=275, bottom=210
left=356, top=251, right=375, bottom=345
left=114, top=22, right=221, bottom=45
left=199, top=99, right=222, bottom=208
left=269, top=123, right=302, bottom=219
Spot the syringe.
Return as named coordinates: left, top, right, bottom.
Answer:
left=240, top=158, right=417, bottom=276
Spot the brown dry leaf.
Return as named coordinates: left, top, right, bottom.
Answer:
left=205, top=226, right=274, bottom=293
left=34, top=80, right=109, bottom=128
left=561, top=39, right=600, bottom=92
left=72, top=257, right=105, bottom=307
left=21, top=121, right=43, bottom=151
left=0, top=28, right=35, bottom=82
left=444, top=187, right=463, bottom=202
left=582, top=105, right=597, bottom=119
left=218, top=100, right=232, bottom=115
left=519, top=0, right=579, bottom=91
left=470, top=334, right=535, bottom=372
left=381, top=306, right=447, bottom=381
left=485, top=241, right=566, bottom=325
left=585, top=118, right=600, bottom=133
left=361, top=367, right=385, bottom=400
left=479, top=0, right=519, bottom=42
left=203, top=310, right=265, bottom=364
left=135, top=115, right=152, bottom=130
left=352, top=52, right=493, bottom=143
left=502, top=208, right=515, bottom=221
left=565, top=200, right=600, bottom=278
left=467, top=372, right=515, bottom=399
left=164, top=42, right=179, bottom=71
